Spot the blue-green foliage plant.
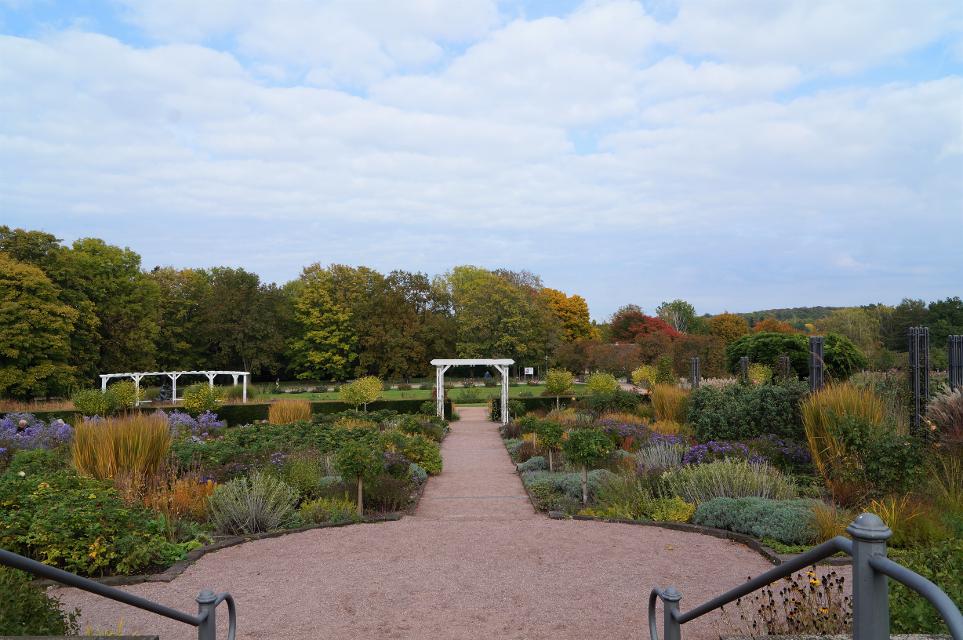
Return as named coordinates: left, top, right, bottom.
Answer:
left=517, top=456, right=547, bottom=472
left=692, top=496, right=819, bottom=545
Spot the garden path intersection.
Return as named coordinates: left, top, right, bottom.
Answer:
left=57, top=407, right=774, bottom=639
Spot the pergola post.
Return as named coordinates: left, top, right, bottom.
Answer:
left=205, top=372, right=216, bottom=389
left=435, top=364, right=451, bottom=419
left=498, top=364, right=509, bottom=425
left=169, top=372, right=181, bottom=403
left=100, top=375, right=108, bottom=393
left=131, top=373, right=144, bottom=405
left=242, top=374, right=248, bottom=403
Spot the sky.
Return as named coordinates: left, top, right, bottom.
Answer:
left=1, top=1, right=961, bottom=320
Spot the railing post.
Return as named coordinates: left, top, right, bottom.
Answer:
left=847, top=513, right=892, bottom=640
left=197, top=589, right=217, bottom=640
left=662, top=587, right=682, bottom=640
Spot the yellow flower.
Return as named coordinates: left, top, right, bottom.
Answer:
left=820, top=607, right=829, bottom=614
left=88, top=493, right=97, bottom=499
left=37, top=482, right=50, bottom=490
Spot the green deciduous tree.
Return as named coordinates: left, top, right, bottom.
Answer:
left=340, top=376, right=383, bottom=411
left=0, top=254, right=77, bottom=398
left=289, top=264, right=357, bottom=380
left=708, top=312, right=750, bottom=343
left=561, top=428, right=613, bottom=504
left=333, top=436, right=383, bottom=516
left=586, top=371, right=619, bottom=397
left=656, top=299, right=697, bottom=333
left=544, top=368, right=575, bottom=409
left=69, top=238, right=159, bottom=372
left=535, top=420, right=564, bottom=471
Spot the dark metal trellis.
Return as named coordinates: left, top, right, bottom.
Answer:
left=908, top=327, right=930, bottom=431
left=809, top=336, right=825, bottom=392
left=777, top=354, right=791, bottom=380
left=689, top=357, right=701, bottom=389
left=949, top=335, right=963, bottom=392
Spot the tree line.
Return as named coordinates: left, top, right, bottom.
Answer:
left=0, top=228, right=594, bottom=398
left=2, top=226, right=960, bottom=400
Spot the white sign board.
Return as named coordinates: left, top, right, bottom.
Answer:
left=524, top=367, right=534, bottom=375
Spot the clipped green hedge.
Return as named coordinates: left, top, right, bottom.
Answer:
left=23, top=398, right=452, bottom=426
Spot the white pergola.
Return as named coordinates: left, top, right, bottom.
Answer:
left=99, top=370, right=251, bottom=404
left=430, top=358, right=514, bottom=425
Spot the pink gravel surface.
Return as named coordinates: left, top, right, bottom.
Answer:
left=55, top=407, right=779, bottom=639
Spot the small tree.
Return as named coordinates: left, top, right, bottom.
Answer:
left=631, top=364, right=657, bottom=389
left=182, top=383, right=222, bottom=415
left=535, top=420, right=564, bottom=471
left=340, top=376, right=383, bottom=411
left=561, top=428, right=613, bottom=505
left=544, top=368, right=575, bottom=410
left=586, top=371, right=619, bottom=397
left=334, top=438, right=383, bottom=516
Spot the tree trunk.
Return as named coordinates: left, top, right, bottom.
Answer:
left=548, top=449, right=554, bottom=472
left=556, top=395, right=560, bottom=410
left=357, top=477, right=364, bottom=516
left=581, top=465, right=588, bottom=505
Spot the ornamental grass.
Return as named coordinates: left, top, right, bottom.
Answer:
left=801, top=383, right=890, bottom=503
left=651, top=384, right=689, bottom=423
left=659, top=459, right=796, bottom=504
left=72, top=414, right=171, bottom=485
left=268, top=398, right=312, bottom=424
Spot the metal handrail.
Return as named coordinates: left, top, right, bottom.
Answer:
left=869, top=555, right=963, bottom=639
left=0, top=548, right=236, bottom=640
left=648, top=513, right=962, bottom=640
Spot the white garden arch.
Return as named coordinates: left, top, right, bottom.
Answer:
left=98, top=370, right=251, bottom=404
left=430, top=358, right=514, bottom=424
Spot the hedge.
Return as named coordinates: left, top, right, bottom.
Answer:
left=21, top=399, right=452, bottom=427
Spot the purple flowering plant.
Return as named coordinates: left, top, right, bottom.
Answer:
left=682, top=440, right=765, bottom=465
left=153, top=410, right=226, bottom=440
left=0, top=412, right=73, bottom=451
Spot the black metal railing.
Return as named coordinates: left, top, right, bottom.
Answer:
left=0, top=548, right=236, bottom=640
left=648, top=513, right=962, bottom=640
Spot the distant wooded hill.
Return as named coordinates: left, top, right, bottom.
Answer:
left=737, top=306, right=842, bottom=328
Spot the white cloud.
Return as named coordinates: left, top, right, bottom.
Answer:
left=667, top=0, right=963, bottom=73
left=1, top=1, right=961, bottom=313
left=116, top=0, right=501, bottom=86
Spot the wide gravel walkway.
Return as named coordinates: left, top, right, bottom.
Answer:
left=56, top=407, right=774, bottom=639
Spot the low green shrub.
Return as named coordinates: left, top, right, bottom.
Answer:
left=278, top=453, right=325, bottom=500
left=692, top=497, right=818, bottom=545
left=687, top=380, right=809, bottom=441
left=366, top=474, right=415, bottom=512
left=890, top=538, right=962, bottom=634
left=0, top=469, right=185, bottom=576
left=401, top=434, right=442, bottom=475
left=182, top=383, right=222, bottom=415
left=659, top=459, right=797, bottom=504
left=517, top=456, right=547, bottom=472
left=522, top=469, right=616, bottom=506
left=298, top=497, right=361, bottom=525
left=586, top=473, right=695, bottom=522
left=6, top=448, right=67, bottom=476
left=526, top=482, right=580, bottom=513
left=71, top=388, right=117, bottom=417
left=208, top=472, right=298, bottom=535
left=0, top=567, right=80, bottom=635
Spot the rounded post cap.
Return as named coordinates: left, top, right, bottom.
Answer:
left=196, top=589, right=217, bottom=604
left=660, top=587, right=682, bottom=602
left=846, top=512, right=892, bottom=541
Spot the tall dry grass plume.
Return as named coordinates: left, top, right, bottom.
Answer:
left=801, top=383, right=889, bottom=501
left=651, top=384, right=689, bottom=423
left=72, top=414, right=171, bottom=486
left=268, top=398, right=312, bottom=424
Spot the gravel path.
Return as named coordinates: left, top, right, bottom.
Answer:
left=55, top=407, right=775, bottom=639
